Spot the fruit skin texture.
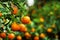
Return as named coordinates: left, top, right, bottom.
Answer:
left=17, top=35, right=22, bottom=40
left=34, top=36, right=39, bottom=40
left=11, top=22, right=20, bottom=31
left=0, top=32, right=6, bottom=38
left=40, top=33, right=45, bottom=38
left=47, top=28, right=52, bottom=33
left=24, top=32, right=31, bottom=39
left=19, top=24, right=27, bottom=32
left=8, top=33, right=15, bottom=39
left=12, top=6, right=18, bottom=15
left=0, top=12, right=2, bottom=17
left=21, top=16, right=31, bottom=24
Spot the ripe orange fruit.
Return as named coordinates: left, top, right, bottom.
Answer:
left=40, top=17, right=44, bottom=22
left=19, top=24, right=27, bottom=32
left=25, top=32, right=31, bottom=39
left=47, top=28, right=52, bottom=33
left=0, top=12, right=2, bottom=17
left=28, top=21, right=32, bottom=24
left=21, top=16, right=31, bottom=24
left=23, top=27, right=27, bottom=32
left=11, top=22, right=20, bottom=31
left=31, top=28, right=35, bottom=32
left=17, top=35, right=22, bottom=40
left=34, top=36, right=39, bottom=40
left=12, top=6, right=18, bottom=15
left=8, top=33, right=15, bottom=39
left=0, top=32, right=6, bottom=38
left=40, top=33, right=45, bottom=38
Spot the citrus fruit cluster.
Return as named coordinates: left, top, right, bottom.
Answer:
left=0, top=0, right=60, bottom=40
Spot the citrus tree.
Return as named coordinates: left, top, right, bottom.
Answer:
left=0, top=0, right=60, bottom=40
